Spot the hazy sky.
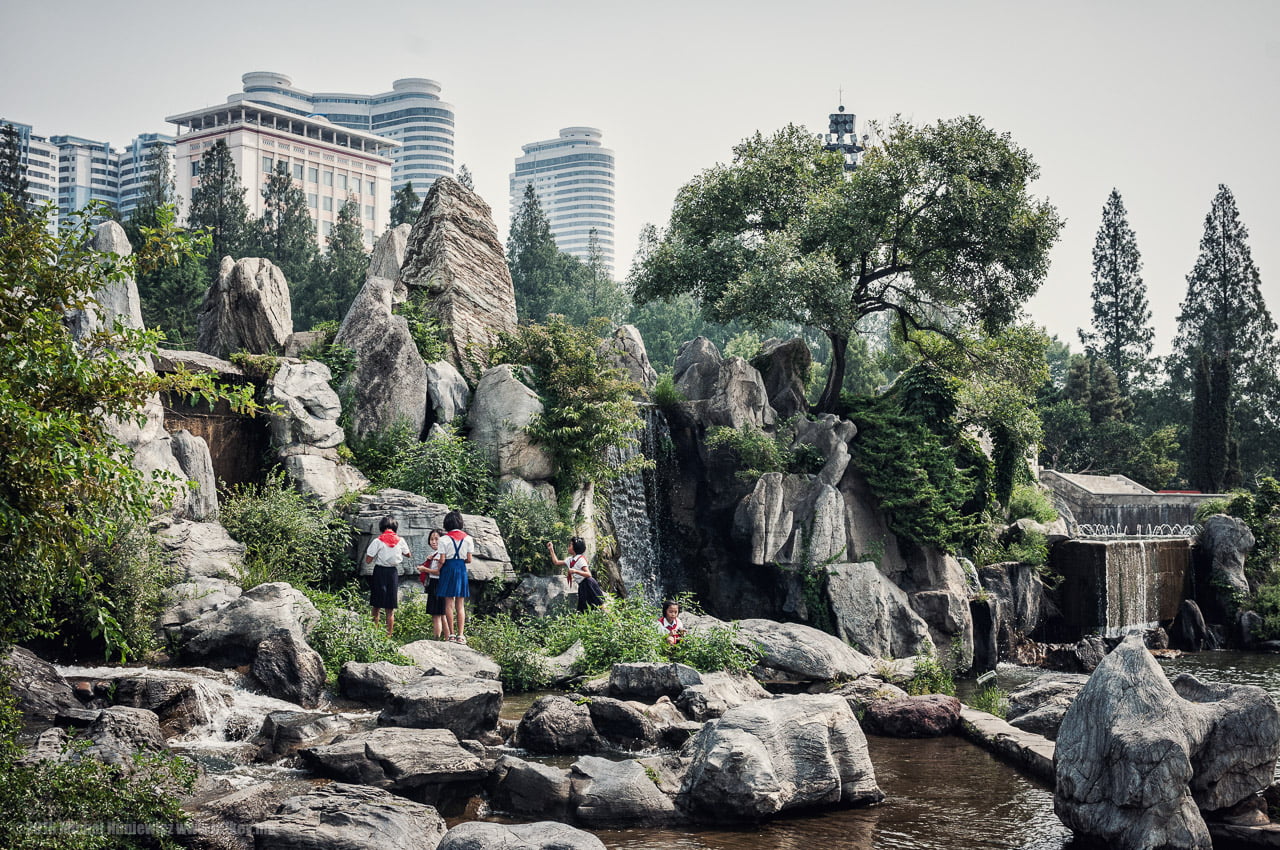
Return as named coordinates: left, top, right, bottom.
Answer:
left=4, top=0, right=1278, bottom=356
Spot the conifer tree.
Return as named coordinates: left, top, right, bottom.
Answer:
left=0, top=124, right=32, bottom=214
left=187, top=139, right=251, bottom=276
left=457, top=165, right=474, bottom=190
left=1079, top=189, right=1153, bottom=393
left=296, top=197, right=367, bottom=329
left=390, top=181, right=420, bottom=227
left=507, top=183, right=576, bottom=322
left=257, top=161, right=319, bottom=296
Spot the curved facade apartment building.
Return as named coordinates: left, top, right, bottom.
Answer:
left=509, top=127, right=615, bottom=273
left=235, top=72, right=455, bottom=193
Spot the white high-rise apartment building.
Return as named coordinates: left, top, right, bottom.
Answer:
left=166, top=100, right=397, bottom=246
left=117, top=132, right=176, bottom=220
left=509, top=127, right=615, bottom=273
left=230, top=72, right=455, bottom=194
left=1, top=120, right=58, bottom=208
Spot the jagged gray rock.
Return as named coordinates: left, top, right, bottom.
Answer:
left=256, top=710, right=357, bottom=760
left=253, top=782, right=447, bottom=850
left=338, top=661, right=429, bottom=704
left=503, top=574, right=577, bottom=618
left=196, top=256, right=293, bottom=359
left=83, top=706, right=168, bottom=767
left=736, top=619, right=875, bottom=682
left=675, top=671, right=771, bottom=722
left=733, top=473, right=846, bottom=568
left=438, top=821, right=605, bottom=850
left=826, top=562, right=934, bottom=658
left=400, top=177, right=518, bottom=382
left=299, top=727, right=486, bottom=793
left=266, top=358, right=368, bottom=503
left=513, top=695, right=601, bottom=754
left=1005, top=673, right=1088, bottom=741
left=608, top=662, right=703, bottom=701
left=179, top=582, right=319, bottom=666
left=674, top=338, right=776, bottom=429
left=113, top=671, right=235, bottom=737
left=570, top=755, right=679, bottom=825
left=399, top=640, right=501, bottom=680
left=488, top=755, right=572, bottom=818
left=1201, top=514, right=1254, bottom=600
left=1, top=646, right=80, bottom=728
left=1054, top=633, right=1280, bottom=849
left=156, top=577, right=241, bottom=638
left=751, top=337, right=811, bottom=420
left=368, top=223, right=412, bottom=295
left=252, top=630, right=327, bottom=709
left=586, top=697, right=657, bottom=750
left=426, top=360, right=471, bottom=425
left=378, top=675, right=503, bottom=739
left=154, top=519, right=245, bottom=582
left=467, top=365, right=555, bottom=484
left=169, top=429, right=218, bottom=521
left=599, top=324, right=658, bottom=391
left=335, top=275, right=429, bottom=438
left=678, top=694, right=883, bottom=820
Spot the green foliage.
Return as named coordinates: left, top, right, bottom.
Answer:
left=670, top=619, right=759, bottom=674
left=706, top=424, right=786, bottom=481
left=393, top=289, right=447, bottom=364
left=298, top=321, right=356, bottom=388
left=905, top=651, right=956, bottom=696
left=218, top=473, right=353, bottom=589
left=0, top=197, right=262, bottom=646
left=348, top=421, right=494, bottom=514
left=969, top=683, right=1009, bottom=718
left=0, top=677, right=197, bottom=849
left=228, top=351, right=281, bottom=380
left=493, top=316, right=648, bottom=489
left=1007, top=484, right=1057, bottom=524
left=493, top=491, right=569, bottom=574
left=630, top=118, right=1062, bottom=412
left=650, top=373, right=685, bottom=408
left=974, top=528, right=1048, bottom=569
left=468, top=613, right=553, bottom=692
left=187, top=139, right=251, bottom=276
left=305, top=589, right=410, bottom=680
left=389, top=181, right=420, bottom=228
left=256, top=161, right=319, bottom=292
left=296, top=198, right=368, bottom=331
left=569, top=593, right=668, bottom=674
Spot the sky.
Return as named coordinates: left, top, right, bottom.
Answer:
left=3, top=0, right=1278, bottom=356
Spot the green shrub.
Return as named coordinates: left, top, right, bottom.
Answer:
left=393, top=291, right=447, bottom=364
left=560, top=593, right=667, bottom=674
left=1006, top=484, right=1057, bottom=524
left=0, top=679, right=197, bottom=849
left=493, top=491, right=568, bottom=575
left=299, top=321, right=357, bottom=388
left=468, top=613, right=553, bottom=692
left=1194, top=496, right=1236, bottom=523
left=706, top=424, right=786, bottom=481
left=905, top=651, right=955, bottom=696
left=305, top=588, right=410, bottom=680
left=670, top=620, right=759, bottom=674
left=348, top=422, right=495, bottom=515
left=972, top=527, right=1049, bottom=569
left=77, top=517, right=178, bottom=662
left=389, top=592, right=436, bottom=645
left=219, top=473, right=353, bottom=589
left=969, top=683, right=1009, bottom=718
left=651, top=372, right=685, bottom=409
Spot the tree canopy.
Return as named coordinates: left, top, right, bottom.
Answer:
left=630, top=118, right=1062, bottom=411
left=187, top=139, right=251, bottom=276
left=390, top=181, right=420, bottom=227
left=1079, top=189, right=1152, bottom=393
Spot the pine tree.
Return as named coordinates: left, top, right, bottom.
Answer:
left=507, top=183, right=575, bottom=322
left=0, top=124, right=31, bottom=213
left=296, top=198, right=367, bottom=330
left=390, top=181, right=420, bottom=227
left=187, top=139, right=251, bottom=276
left=457, top=165, right=474, bottom=190
left=1171, top=184, right=1280, bottom=483
left=1078, top=189, right=1153, bottom=393
left=257, top=161, right=319, bottom=297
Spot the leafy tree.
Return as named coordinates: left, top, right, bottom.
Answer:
left=546, top=229, right=628, bottom=324
left=390, top=181, right=420, bottom=227
left=508, top=183, right=577, bottom=322
left=296, top=197, right=367, bottom=330
left=457, top=164, right=474, bottom=190
left=1079, top=189, right=1153, bottom=393
left=0, top=124, right=32, bottom=214
left=126, top=144, right=208, bottom=346
left=257, top=160, right=319, bottom=294
left=187, top=139, right=251, bottom=276
left=631, top=118, right=1062, bottom=412
left=1171, top=185, right=1279, bottom=486
left=0, top=197, right=258, bottom=647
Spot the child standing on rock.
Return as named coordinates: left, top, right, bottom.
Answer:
left=365, top=515, right=411, bottom=637
left=436, top=511, right=473, bottom=644
left=418, top=528, right=450, bottom=641
left=547, top=537, right=605, bottom=611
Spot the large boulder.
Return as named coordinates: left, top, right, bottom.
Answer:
left=861, top=694, right=961, bottom=737
left=733, top=474, right=846, bottom=568
left=252, top=629, right=327, bottom=709
left=82, top=706, right=168, bottom=767
left=1, top=646, right=80, bottom=728
left=266, top=359, right=368, bottom=504
left=512, top=695, right=601, bottom=754
left=438, top=821, right=605, bottom=850
left=378, top=675, right=503, bottom=739
left=569, top=755, right=679, bottom=825
left=335, top=275, right=429, bottom=439
left=179, top=582, right=319, bottom=666
left=368, top=223, right=412, bottom=293
left=426, top=360, right=471, bottom=426
left=599, top=324, right=658, bottom=391
left=299, top=727, right=486, bottom=794
left=112, top=671, right=235, bottom=737
left=586, top=696, right=658, bottom=750
left=399, top=177, right=517, bottom=382
left=608, top=662, right=703, bottom=701
left=157, top=577, right=242, bottom=638
left=256, top=710, right=357, bottom=761
left=196, top=256, right=293, bottom=359
left=735, top=619, right=875, bottom=682
left=399, top=640, right=501, bottom=680
left=169, top=429, right=218, bottom=521
left=154, top=519, right=245, bottom=582
left=826, top=561, right=934, bottom=658
left=1054, top=633, right=1280, bottom=849
left=488, top=755, right=572, bottom=818
left=675, top=671, right=771, bottom=722
left=1005, top=673, right=1088, bottom=741
left=678, top=694, right=883, bottom=820
left=338, top=661, right=429, bottom=704
left=252, top=782, right=447, bottom=850
left=751, top=337, right=811, bottom=420
left=467, top=365, right=555, bottom=483
left=1200, top=514, right=1254, bottom=600
left=674, top=338, right=775, bottom=430
left=794, top=414, right=857, bottom=487
left=345, top=490, right=513, bottom=583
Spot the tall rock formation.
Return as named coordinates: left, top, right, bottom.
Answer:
left=195, top=257, right=293, bottom=359
left=399, top=177, right=517, bottom=382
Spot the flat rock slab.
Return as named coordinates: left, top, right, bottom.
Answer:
left=300, top=727, right=486, bottom=792
left=862, top=694, right=961, bottom=737
left=400, top=640, right=501, bottom=680
left=438, top=820, right=606, bottom=850
left=736, top=619, right=874, bottom=683
left=378, top=675, right=503, bottom=739
left=570, top=755, right=679, bottom=826
left=958, top=706, right=1055, bottom=784
left=253, top=782, right=447, bottom=850
left=339, top=660, right=429, bottom=704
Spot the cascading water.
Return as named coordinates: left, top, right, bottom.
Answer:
left=1048, top=537, right=1192, bottom=640
left=1103, top=540, right=1154, bottom=635
left=608, top=406, right=675, bottom=602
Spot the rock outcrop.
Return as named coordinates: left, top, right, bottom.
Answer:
left=674, top=338, right=776, bottom=430
left=400, top=177, right=517, bottom=382
left=299, top=727, right=487, bottom=795
left=153, top=519, right=245, bottom=582
left=468, top=365, right=555, bottom=485
left=735, top=619, right=875, bottom=682
left=377, top=675, right=503, bottom=739
left=253, top=783, right=447, bottom=850
left=426, top=360, right=471, bottom=426
left=600, top=324, right=658, bottom=391
left=438, top=821, right=606, bottom=850
left=265, top=359, right=368, bottom=503
left=826, top=561, right=934, bottom=658
left=1200, top=514, right=1254, bottom=600
left=1054, top=633, right=1280, bottom=849
left=169, top=429, right=218, bottom=521
left=751, top=337, right=811, bottom=420
left=178, top=582, right=319, bottom=666
left=196, top=256, right=293, bottom=359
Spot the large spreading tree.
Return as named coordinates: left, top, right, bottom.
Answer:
left=187, top=139, right=251, bottom=276
left=630, top=118, right=1062, bottom=412
left=1078, top=189, right=1153, bottom=393
left=1171, top=184, right=1280, bottom=489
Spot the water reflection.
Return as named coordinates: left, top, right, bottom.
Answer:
left=1159, top=649, right=1280, bottom=700
left=592, top=736, right=1075, bottom=849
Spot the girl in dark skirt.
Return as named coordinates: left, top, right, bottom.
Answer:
left=365, top=516, right=410, bottom=636
left=418, top=528, right=451, bottom=640
left=436, top=511, right=473, bottom=644
left=547, top=537, right=605, bottom=611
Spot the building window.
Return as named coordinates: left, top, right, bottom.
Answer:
left=322, top=221, right=333, bottom=237
left=293, top=162, right=304, bottom=180
left=336, top=173, right=348, bottom=191
left=322, top=196, right=333, bottom=212
left=365, top=205, right=374, bottom=219
left=322, top=171, right=333, bottom=186
left=191, top=162, right=200, bottom=177
left=308, top=167, right=318, bottom=182
left=367, top=181, right=375, bottom=194
left=262, top=156, right=273, bottom=173
left=307, top=193, right=317, bottom=207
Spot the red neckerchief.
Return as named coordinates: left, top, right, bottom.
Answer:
left=445, top=529, right=467, bottom=542
left=378, top=530, right=400, bottom=547
left=659, top=616, right=681, bottom=635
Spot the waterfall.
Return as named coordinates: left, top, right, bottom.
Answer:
left=608, top=406, right=672, bottom=602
